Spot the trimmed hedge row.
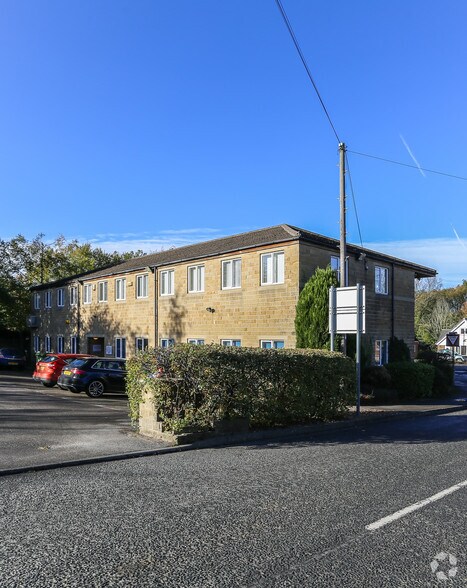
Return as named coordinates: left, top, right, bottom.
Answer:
left=126, top=344, right=356, bottom=432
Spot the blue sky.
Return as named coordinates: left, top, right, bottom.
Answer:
left=1, top=0, right=466, bottom=287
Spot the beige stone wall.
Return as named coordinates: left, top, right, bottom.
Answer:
left=157, top=242, right=300, bottom=348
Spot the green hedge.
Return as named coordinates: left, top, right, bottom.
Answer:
left=386, top=362, right=436, bottom=400
left=126, top=344, right=356, bottom=432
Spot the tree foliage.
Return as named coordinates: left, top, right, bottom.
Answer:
left=415, top=280, right=467, bottom=345
left=295, top=267, right=338, bottom=349
left=0, top=234, right=144, bottom=332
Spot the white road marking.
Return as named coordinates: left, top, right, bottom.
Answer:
left=366, top=480, right=467, bottom=531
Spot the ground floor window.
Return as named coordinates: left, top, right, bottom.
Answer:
left=57, top=335, right=64, bottom=353
left=115, top=337, right=126, bottom=358
left=33, top=336, right=40, bottom=353
left=45, top=335, right=51, bottom=353
left=221, top=339, right=241, bottom=347
left=260, top=340, right=285, bottom=349
left=187, top=339, right=204, bottom=345
left=160, top=338, right=175, bottom=348
left=70, top=336, right=78, bottom=354
left=374, top=340, right=389, bottom=365
left=135, top=337, right=149, bottom=352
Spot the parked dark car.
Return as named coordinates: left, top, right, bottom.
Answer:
left=0, top=347, right=27, bottom=369
left=57, top=357, right=127, bottom=397
left=33, top=353, right=92, bottom=387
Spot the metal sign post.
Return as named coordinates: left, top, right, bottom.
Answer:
left=329, top=284, right=366, bottom=415
left=445, top=332, right=460, bottom=367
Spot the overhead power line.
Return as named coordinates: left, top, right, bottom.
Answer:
left=345, top=153, right=364, bottom=249
left=274, top=0, right=341, bottom=143
left=347, top=149, right=467, bottom=182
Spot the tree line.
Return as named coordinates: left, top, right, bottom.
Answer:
left=0, top=234, right=144, bottom=333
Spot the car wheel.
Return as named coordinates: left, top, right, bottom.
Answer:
left=86, top=380, right=105, bottom=398
left=42, top=381, right=55, bottom=388
left=57, top=384, right=68, bottom=390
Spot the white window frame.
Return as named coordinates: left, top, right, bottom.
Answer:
left=83, top=284, right=92, bottom=304
left=260, top=340, right=285, bottom=349
left=45, top=291, right=52, bottom=309
left=57, top=288, right=65, bottom=308
left=187, top=339, right=205, bottom=345
left=221, top=258, right=241, bottom=290
left=375, top=340, right=389, bottom=365
left=375, top=266, right=389, bottom=295
left=98, top=281, right=108, bottom=303
left=33, top=335, right=40, bottom=353
left=135, top=337, right=149, bottom=352
left=261, top=251, right=284, bottom=285
left=57, top=335, right=64, bottom=353
left=160, top=269, right=175, bottom=296
left=221, top=339, right=241, bottom=347
left=69, top=286, right=78, bottom=306
left=136, top=274, right=149, bottom=299
left=188, top=265, right=205, bottom=293
left=160, top=338, right=175, bottom=348
left=70, top=335, right=78, bottom=354
left=331, top=256, right=340, bottom=283
left=33, top=292, right=41, bottom=310
left=115, top=278, right=126, bottom=301
left=45, top=335, right=51, bottom=353
left=115, top=337, right=126, bottom=358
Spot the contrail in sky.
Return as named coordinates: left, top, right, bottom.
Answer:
left=452, top=225, right=467, bottom=252
left=399, top=134, right=426, bottom=177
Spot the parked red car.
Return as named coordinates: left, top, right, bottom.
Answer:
left=33, top=354, right=92, bottom=387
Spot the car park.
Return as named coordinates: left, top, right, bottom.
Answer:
left=57, top=357, right=127, bottom=397
left=0, top=348, right=27, bottom=369
left=33, top=353, right=92, bottom=387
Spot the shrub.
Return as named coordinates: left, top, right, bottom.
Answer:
left=386, top=362, right=435, bottom=400
left=362, top=365, right=392, bottom=389
left=126, top=344, right=356, bottom=432
left=388, top=337, right=411, bottom=363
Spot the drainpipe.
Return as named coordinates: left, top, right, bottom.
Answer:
left=77, top=281, right=82, bottom=353
left=154, top=267, right=158, bottom=348
left=391, top=263, right=395, bottom=340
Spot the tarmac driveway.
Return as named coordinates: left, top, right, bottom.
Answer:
left=0, top=370, right=170, bottom=472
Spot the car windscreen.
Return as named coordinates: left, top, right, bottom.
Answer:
left=67, top=359, right=89, bottom=368
left=1, top=349, right=22, bottom=356
left=41, top=356, right=59, bottom=363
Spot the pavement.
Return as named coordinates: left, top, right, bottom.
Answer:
left=1, top=366, right=466, bottom=476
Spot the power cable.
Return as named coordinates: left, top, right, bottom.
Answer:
left=347, top=149, right=467, bottom=182
left=274, top=0, right=341, bottom=143
left=345, top=153, right=364, bottom=249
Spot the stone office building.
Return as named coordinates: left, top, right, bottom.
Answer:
left=29, top=224, right=436, bottom=364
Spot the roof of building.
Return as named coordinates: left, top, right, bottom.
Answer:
left=31, top=224, right=437, bottom=290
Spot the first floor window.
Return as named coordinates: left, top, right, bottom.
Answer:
left=135, top=337, right=149, bottom=352
left=221, top=339, right=241, bottom=347
left=375, top=340, right=389, bottom=365
left=115, top=337, right=126, bottom=358
left=70, top=286, right=78, bottom=306
left=136, top=274, right=149, bottom=298
left=57, top=288, right=65, bottom=307
left=222, top=259, right=241, bottom=289
left=160, top=270, right=174, bottom=296
left=261, top=251, right=284, bottom=285
left=115, top=278, right=126, bottom=301
left=98, top=281, right=108, bottom=303
left=33, top=336, right=40, bottom=352
left=187, top=339, right=205, bottom=345
left=57, top=335, right=64, bottom=353
left=261, top=340, right=285, bottom=349
left=45, top=291, right=52, bottom=308
left=160, top=338, right=175, bottom=348
left=375, top=266, right=388, bottom=295
left=33, top=292, right=41, bottom=310
left=188, top=265, right=204, bottom=293
left=70, top=335, right=78, bottom=354
left=83, top=284, right=92, bottom=304
left=45, top=335, right=51, bottom=353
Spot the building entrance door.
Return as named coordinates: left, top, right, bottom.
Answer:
left=87, top=337, right=105, bottom=356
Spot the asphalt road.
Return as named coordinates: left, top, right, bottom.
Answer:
left=0, top=370, right=169, bottom=470
left=0, top=408, right=465, bottom=587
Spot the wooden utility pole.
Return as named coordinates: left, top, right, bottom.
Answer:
left=339, top=142, right=346, bottom=288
